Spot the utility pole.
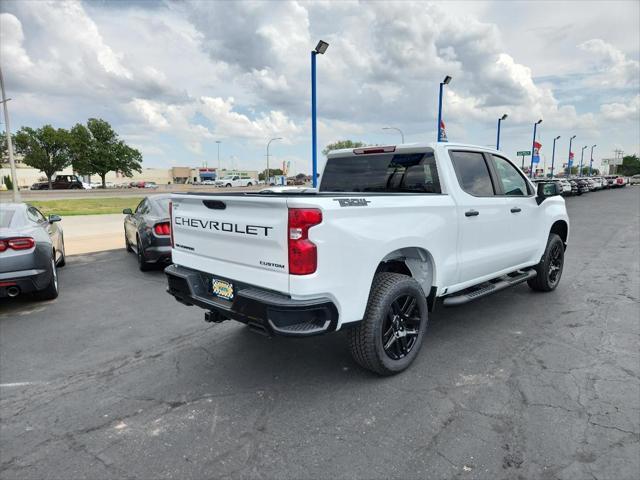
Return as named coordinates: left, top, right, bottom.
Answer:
left=0, top=67, right=20, bottom=202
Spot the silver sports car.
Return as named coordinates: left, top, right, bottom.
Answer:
left=0, top=203, right=66, bottom=300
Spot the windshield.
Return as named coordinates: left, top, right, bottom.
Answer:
left=0, top=208, right=16, bottom=228
left=220, top=176, right=234, bottom=180
left=320, top=151, right=441, bottom=193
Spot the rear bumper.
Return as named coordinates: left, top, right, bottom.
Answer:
left=164, top=264, right=338, bottom=337
left=0, top=268, right=50, bottom=298
left=144, top=245, right=172, bottom=264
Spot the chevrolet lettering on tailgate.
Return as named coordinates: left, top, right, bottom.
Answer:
left=174, top=216, right=273, bottom=237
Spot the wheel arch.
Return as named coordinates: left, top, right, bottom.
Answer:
left=375, top=247, right=437, bottom=310
left=550, top=220, right=568, bottom=248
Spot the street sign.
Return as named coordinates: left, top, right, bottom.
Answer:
left=517, top=150, right=531, bottom=156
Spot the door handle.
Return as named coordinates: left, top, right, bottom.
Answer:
left=510, top=207, right=522, bottom=213
left=465, top=209, right=479, bottom=217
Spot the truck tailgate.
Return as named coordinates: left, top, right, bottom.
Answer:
left=170, top=194, right=290, bottom=293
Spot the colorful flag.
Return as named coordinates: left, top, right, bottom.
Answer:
left=532, top=141, right=542, bottom=164
left=440, top=120, right=448, bottom=142
left=568, top=151, right=574, bottom=167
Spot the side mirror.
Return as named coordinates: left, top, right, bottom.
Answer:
left=48, top=214, right=62, bottom=223
left=536, top=182, right=560, bottom=205
left=122, top=208, right=133, bottom=215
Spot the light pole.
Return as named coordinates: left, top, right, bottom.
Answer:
left=215, top=140, right=222, bottom=174
left=579, top=145, right=588, bottom=177
left=550, top=135, right=560, bottom=178
left=266, top=137, right=282, bottom=185
left=568, top=135, right=576, bottom=177
left=529, top=119, right=542, bottom=178
left=311, top=40, right=329, bottom=188
left=382, top=127, right=405, bottom=144
left=589, top=145, right=597, bottom=176
left=496, top=113, right=508, bottom=150
left=437, top=75, right=452, bottom=142
left=0, top=67, right=19, bottom=201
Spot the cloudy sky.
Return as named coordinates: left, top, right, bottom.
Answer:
left=1, top=0, right=638, bottom=174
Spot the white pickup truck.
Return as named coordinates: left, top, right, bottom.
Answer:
left=166, top=143, right=569, bottom=375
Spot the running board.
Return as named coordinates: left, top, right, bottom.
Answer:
left=442, top=269, right=537, bottom=307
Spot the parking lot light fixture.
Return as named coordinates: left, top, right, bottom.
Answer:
left=215, top=140, right=222, bottom=173
left=550, top=135, right=560, bottom=178
left=529, top=119, right=542, bottom=178
left=568, top=135, right=576, bottom=177
left=590, top=144, right=597, bottom=176
left=0, top=67, right=19, bottom=202
left=437, top=75, right=452, bottom=142
left=266, top=137, right=283, bottom=184
left=382, top=127, right=405, bottom=144
left=311, top=40, right=329, bottom=188
left=496, top=113, right=508, bottom=150
left=580, top=145, right=588, bottom=177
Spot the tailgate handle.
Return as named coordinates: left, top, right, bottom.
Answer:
left=202, top=200, right=226, bottom=210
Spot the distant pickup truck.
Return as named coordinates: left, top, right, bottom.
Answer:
left=31, top=175, right=85, bottom=190
left=165, top=143, right=569, bottom=375
left=214, top=175, right=257, bottom=188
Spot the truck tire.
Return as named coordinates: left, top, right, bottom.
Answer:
left=36, top=255, right=59, bottom=300
left=527, top=233, right=564, bottom=292
left=348, top=272, right=429, bottom=376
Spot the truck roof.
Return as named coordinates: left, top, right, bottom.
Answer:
left=326, top=142, right=502, bottom=158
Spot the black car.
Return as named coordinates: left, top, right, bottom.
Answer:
left=123, top=195, right=172, bottom=271
left=0, top=203, right=66, bottom=299
left=575, top=179, right=590, bottom=194
left=31, top=174, right=84, bottom=190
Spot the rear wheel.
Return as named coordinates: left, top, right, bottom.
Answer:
left=137, top=237, right=152, bottom=271
left=36, top=255, right=59, bottom=300
left=528, top=233, right=564, bottom=292
left=225, top=183, right=232, bottom=188
left=349, top=272, right=428, bottom=376
left=57, top=236, right=66, bottom=267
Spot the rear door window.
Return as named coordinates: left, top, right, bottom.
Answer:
left=450, top=151, right=495, bottom=196
left=320, top=150, right=441, bottom=193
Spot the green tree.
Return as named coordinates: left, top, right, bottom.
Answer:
left=619, top=154, right=640, bottom=176
left=0, top=132, right=7, bottom=163
left=322, top=140, right=365, bottom=156
left=258, top=168, right=283, bottom=181
left=69, top=118, right=143, bottom=188
left=14, top=125, right=71, bottom=189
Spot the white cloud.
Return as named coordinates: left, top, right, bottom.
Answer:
left=579, top=39, right=640, bottom=88
left=600, top=95, right=640, bottom=121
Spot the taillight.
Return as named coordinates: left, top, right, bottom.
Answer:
left=154, top=222, right=171, bottom=236
left=169, top=201, right=174, bottom=247
left=288, top=208, right=322, bottom=275
left=0, top=237, right=35, bottom=251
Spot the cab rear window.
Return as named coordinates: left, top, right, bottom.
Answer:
left=320, top=151, right=441, bottom=193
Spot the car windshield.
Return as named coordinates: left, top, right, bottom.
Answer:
left=155, top=198, right=171, bottom=214
left=220, top=176, right=234, bottom=180
left=0, top=208, right=16, bottom=228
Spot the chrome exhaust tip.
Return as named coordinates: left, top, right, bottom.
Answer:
left=6, top=286, right=20, bottom=298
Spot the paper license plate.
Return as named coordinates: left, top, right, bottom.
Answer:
left=212, top=278, right=234, bottom=300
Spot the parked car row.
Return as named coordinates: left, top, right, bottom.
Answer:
left=533, top=175, right=627, bottom=197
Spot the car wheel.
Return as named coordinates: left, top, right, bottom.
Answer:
left=57, top=236, right=66, bottom=267
left=527, top=233, right=564, bottom=292
left=348, top=272, right=429, bottom=376
left=247, top=182, right=252, bottom=187
left=125, top=231, right=133, bottom=252
left=226, top=183, right=232, bottom=188
left=137, top=237, right=152, bottom=271
left=36, top=255, right=59, bottom=300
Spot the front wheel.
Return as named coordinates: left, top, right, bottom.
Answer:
left=528, top=233, right=565, bottom=292
left=225, top=183, right=232, bottom=188
left=348, top=273, right=429, bottom=376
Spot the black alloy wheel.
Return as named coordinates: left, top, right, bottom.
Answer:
left=381, top=294, right=422, bottom=360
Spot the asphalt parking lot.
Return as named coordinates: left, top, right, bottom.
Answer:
left=1, top=188, right=638, bottom=479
